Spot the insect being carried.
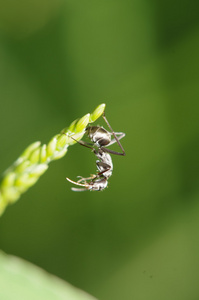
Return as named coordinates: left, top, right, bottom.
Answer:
left=66, top=112, right=125, bottom=191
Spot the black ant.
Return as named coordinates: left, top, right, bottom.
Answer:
left=66, top=112, right=125, bottom=191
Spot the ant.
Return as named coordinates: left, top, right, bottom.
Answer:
left=66, top=112, right=125, bottom=191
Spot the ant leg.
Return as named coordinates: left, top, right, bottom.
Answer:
left=77, top=162, right=111, bottom=183
left=101, top=147, right=125, bottom=156
left=100, top=132, right=125, bottom=155
left=69, top=136, right=95, bottom=151
left=102, top=112, right=126, bottom=156
left=107, top=132, right=125, bottom=146
left=96, top=162, right=111, bottom=176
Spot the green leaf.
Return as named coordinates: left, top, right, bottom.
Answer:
left=0, top=251, right=97, bottom=300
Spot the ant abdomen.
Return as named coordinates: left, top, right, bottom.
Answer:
left=86, top=126, right=111, bottom=147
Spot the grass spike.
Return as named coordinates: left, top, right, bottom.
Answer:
left=0, top=103, right=106, bottom=215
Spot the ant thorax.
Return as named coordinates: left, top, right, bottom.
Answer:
left=86, top=126, right=111, bottom=147
left=94, top=149, right=113, bottom=179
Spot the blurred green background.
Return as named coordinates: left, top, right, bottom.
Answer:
left=0, top=0, right=199, bottom=299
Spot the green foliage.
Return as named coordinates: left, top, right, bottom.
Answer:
left=0, top=1, right=199, bottom=300
left=0, top=104, right=106, bottom=215
left=0, top=251, right=97, bottom=300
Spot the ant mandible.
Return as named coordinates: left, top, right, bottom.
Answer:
left=66, top=112, right=125, bottom=191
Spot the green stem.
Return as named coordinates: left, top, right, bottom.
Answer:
left=0, top=104, right=106, bottom=215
